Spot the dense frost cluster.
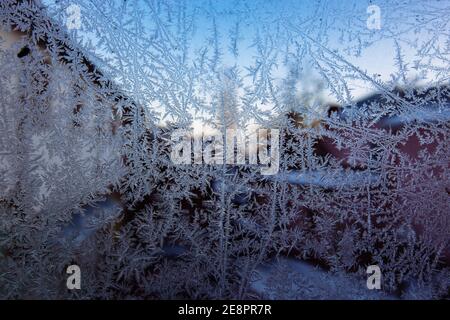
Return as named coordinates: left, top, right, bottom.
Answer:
left=0, top=0, right=449, bottom=299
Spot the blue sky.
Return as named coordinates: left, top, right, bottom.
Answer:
left=42, top=0, right=449, bottom=120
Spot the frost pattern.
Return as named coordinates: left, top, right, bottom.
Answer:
left=0, top=0, right=449, bottom=299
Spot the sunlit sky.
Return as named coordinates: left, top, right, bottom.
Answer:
left=42, top=0, right=449, bottom=125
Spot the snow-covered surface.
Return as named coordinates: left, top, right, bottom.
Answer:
left=381, top=104, right=450, bottom=127
left=269, top=169, right=380, bottom=188
left=251, top=257, right=395, bottom=300
left=62, top=198, right=122, bottom=245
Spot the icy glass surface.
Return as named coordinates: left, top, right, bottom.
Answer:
left=0, top=0, right=449, bottom=299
